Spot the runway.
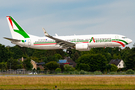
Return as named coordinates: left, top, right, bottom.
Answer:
left=0, top=75, right=135, bottom=77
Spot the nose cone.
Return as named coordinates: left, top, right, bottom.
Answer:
left=128, top=39, right=132, bottom=44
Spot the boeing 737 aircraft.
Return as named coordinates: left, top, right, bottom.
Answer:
left=4, top=16, right=132, bottom=53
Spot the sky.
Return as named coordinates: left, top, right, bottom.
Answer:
left=0, top=0, right=135, bottom=48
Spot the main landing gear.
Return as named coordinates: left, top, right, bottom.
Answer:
left=66, top=48, right=72, bottom=54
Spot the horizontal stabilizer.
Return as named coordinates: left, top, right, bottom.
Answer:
left=4, top=37, right=21, bottom=42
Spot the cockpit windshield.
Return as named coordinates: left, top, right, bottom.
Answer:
left=122, top=37, right=127, bottom=39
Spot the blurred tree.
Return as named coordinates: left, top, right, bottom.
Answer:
left=47, top=56, right=59, bottom=62
left=124, top=46, right=135, bottom=70
left=121, top=47, right=131, bottom=61
left=77, top=54, right=107, bottom=72
left=0, top=62, right=7, bottom=71
left=9, top=45, right=23, bottom=59
left=31, top=57, right=39, bottom=63
left=25, top=48, right=35, bottom=57
left=55, top=68, right=61, bottom=73
left=43, top=57, right=48, bottom=63
left=0, top=44, right=9, bottom=62
left=55, top=49, right=66, bottom=58
left=113, top=53, right=121, bottom=59
left=125, top=53, right=135, bottom=70
left=64, top=64, right=75, bottom=72
left=71, top=51, right=80, bottom=62
left=54, top=54, right=62, bottom=60
left=32, top=49, right=47, bottom=58
left=45, top=61, right=59, bottom=71
left=23, top=58, right=33, bottom=70
left=110, top=64, right=118, bottom=72
left=7, top=57, right=22, bottom=70
left=37, top=67, right=40, bottom=71
left=78, top=63, right=90, bottom=71
left=107, top=64, right=112, bottom=72
left=60, top=64, right=64, bottom=72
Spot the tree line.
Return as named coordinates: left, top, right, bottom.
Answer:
left=0, top=43, right=135, bottom=72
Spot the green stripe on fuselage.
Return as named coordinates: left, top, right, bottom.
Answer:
left=34, top=42, right=55, bottom=44
left=112, top=39, right=128, bottom=44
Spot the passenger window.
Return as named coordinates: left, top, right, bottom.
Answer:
left=122, top=37, right=127, bottom=39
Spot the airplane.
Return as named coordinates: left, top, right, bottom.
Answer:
left=4, top=16, right=132, bottom=53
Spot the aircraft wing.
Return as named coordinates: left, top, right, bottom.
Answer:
left=42, top=28, right=75, bottom=48
left=4, top=37, right=21, bottom=42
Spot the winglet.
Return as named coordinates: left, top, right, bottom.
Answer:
left=42, top=28, right=49, bottom=37
left=55, top=34, right=58, bottom=36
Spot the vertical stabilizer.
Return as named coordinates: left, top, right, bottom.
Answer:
left=6, top=16, right=30, bottom=39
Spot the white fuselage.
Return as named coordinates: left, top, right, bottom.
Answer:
left=12, top=34, right=132, bottom=50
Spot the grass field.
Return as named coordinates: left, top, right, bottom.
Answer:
left=0, top=76, right=135, bottom=89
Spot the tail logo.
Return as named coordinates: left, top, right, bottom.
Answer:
left=7, top=16, right=30, bottom=38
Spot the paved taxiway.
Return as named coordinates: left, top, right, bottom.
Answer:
left=0, top=75, right=135, bottom=77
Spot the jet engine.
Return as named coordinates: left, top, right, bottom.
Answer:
left=75, top=43, right=90, bottom=51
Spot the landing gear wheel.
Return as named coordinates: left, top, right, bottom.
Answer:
left=66, top=50, right=72, bottom=54
left=66, top=48, right=72, bottom=54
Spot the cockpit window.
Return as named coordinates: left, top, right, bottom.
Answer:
left=122, top=37, right=127, bottom=39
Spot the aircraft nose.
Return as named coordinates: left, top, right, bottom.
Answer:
left=128, top=39, right=132, bottom=44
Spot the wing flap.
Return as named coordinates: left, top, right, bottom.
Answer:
left=42, top=28, right=75, bottom=48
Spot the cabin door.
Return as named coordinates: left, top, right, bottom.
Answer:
left=115, top=35, right=119, bottom=40
left=28, top=39, right=31, bottom=46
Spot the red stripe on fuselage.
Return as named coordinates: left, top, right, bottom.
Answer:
left=82, top=42, right=89, bottom=43
left=112, top=41, right=125, bottom=47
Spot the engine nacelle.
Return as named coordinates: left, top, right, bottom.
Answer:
left=75, top=43, right=90, bottom=51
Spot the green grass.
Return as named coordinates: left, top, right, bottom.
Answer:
left=0, top=76, right=135, bottom=89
